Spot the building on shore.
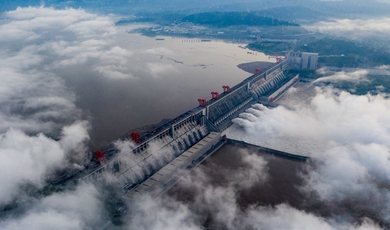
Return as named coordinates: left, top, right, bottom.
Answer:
left=287, top=51, right=318, bottom=70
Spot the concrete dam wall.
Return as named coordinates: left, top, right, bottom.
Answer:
left=54, top=58, right=299, bottom=195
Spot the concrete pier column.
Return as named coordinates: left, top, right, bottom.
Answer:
left=170, top=125, right=175, bottom=138
left=200, top=116, right=205, bottom=126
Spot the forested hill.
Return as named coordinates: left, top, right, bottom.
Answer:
left=181, top=12, right=299, bottom=27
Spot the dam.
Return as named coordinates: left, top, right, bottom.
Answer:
left=52, top=58, right=301, bottom=197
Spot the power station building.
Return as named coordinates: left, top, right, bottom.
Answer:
left=288, top=51, right=318, bottom=70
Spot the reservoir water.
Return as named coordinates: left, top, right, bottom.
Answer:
left=60, top=32, right=273, bottom=149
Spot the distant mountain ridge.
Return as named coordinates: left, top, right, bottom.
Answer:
left=2, top=0, right=390, bottom=23
left=182, top=12, right=299, bottom=27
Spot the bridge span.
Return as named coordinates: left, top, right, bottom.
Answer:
left=52, top=58, right=303, bottom=196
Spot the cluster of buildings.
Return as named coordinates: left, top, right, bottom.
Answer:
left=287, top=51, right=319, bottom=70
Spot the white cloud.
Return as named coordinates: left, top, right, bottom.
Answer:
left=0, top=6, right=134, bottom=101
left=0, top=68, right=79, bottom=134
left=314, top=69, right=369, bottom=83
left=0, top=183, right=104, bottom=230
left=377, top=65, right=390, bottom=70
left=304, top=143, right=390, bottom=200
left=92, top=46, right=134, bottom=79
left=304, top=18, right=390, bottom=39
left=146, top=62, right=177, bottom=77
left=228, top=85, right=390, bottom=154
left=244, top=204, right=335, bottom=230
left=0, top=5, right=139, bottom=140
left=146, top=47, right=174, bottom=55
left=0, top=121, right=89, bottom=205
left=59, top=120, right=90, bottom=164
left=124, top=162, right=382, bottom=230
left=226, top=76, right=390, bottom=225
left=234, top=150, right=269, bottom=189
left=0, top=128, right=64, bottom=205
left=127, top=194, right=202, bottom=230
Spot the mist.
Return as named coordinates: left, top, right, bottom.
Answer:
left=0, top=183, right=106, bottom=230
left=304, top=17, right=390, bottom=42
left=224, top=70, right=390, bottom=226
left=0, top=6, right=118, bottom=229
left=123, top=148, right=383, bottom=229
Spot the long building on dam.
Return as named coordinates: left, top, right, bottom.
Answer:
left=51, top=57, right=301, bottom=197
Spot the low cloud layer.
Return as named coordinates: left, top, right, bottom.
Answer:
left=0, top=183, right=105, bottom=230
left=0, top=5, right=138, bottom=215
left=0, top=121, right=89, bottom=205
left=304, top=17, right=390, bottom=40
left=314, top=69, right=369, bottom=83
left=125, top=153, right=382, bottom=230
left=1, top=6, right=133, bottom=80
left=146, top=62, right=177, bottom=78
left=0, top=120, right=96, bottom=229
left=0, top=6, right=111, bottom=228
left=226, top=71, right=390, bottom=226
left=0, top=6, right=138, bottom=136
left=227, top=73, right=390, bottom=154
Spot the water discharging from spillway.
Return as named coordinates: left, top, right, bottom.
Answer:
left=115, top=121, right=209, bottom=190
left=223, top=103, right=327, bottom=157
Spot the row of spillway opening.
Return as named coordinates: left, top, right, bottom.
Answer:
left=252, top=71, right=287, bottom=97
left=118, top=126, right=208, bottom=192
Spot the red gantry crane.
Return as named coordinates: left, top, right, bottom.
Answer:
left=131, top=132, right=140, bottom=143
left=198, top=98, right=207, bottom=107
left=94, top=150, right=105, bottom=163
left=222, top=85, right=231, bottom=93
left=211, top=91, right=219, bottom=100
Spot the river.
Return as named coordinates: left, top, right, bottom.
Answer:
left=60, top=32, right=273, bottom=149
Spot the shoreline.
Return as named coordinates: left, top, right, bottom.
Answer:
left=237, top=61, right=276, bottom=74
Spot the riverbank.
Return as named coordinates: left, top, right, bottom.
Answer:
left=237, top=61, right=275, bottom=74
